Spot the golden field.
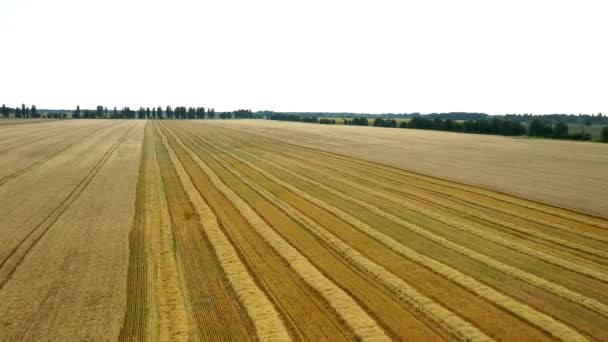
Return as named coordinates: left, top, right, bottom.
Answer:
left=1, top=119, right=608, bottom=341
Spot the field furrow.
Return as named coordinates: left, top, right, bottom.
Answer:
left=232, top=134, right=608, bottom=254
left=210, top=133, right=608, bottom=320
left=175, top=121, right=608, bottom=339
left=173, top=124, right=552, bottom=340
left=174, top=127, right=493, bottom=341
left=170, top=128, right=456, bottom=340
left=160, top=139, right=356, bottom=341
left=159, top=123, right=391, bottom=341
left=120, top=123, right=191, bottom=341
left=218, top=132, right=608, bottom=283
left=153, top=125, right=258, bottom=341
left=176, top=124, right=589, bottom=342
left=205, top=122, right=608, bottom=230
left=268, top=149, right=608, bottom=259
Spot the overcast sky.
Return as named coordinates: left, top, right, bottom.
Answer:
left=1, top=0, right=606, bottom=114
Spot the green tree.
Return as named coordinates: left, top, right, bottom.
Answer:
left=123, top=107, right=133, bottom=119
left=74, top=105, right=81, bottom=119
left=157, top=106, right=163, bottom=119
left=96, top=105, right=104, bottom=118
left=31, top=105, right=38, bottom=118
left=528, top=119, right=553, bottom=137
left=196, top=107, right=205, bottom=119
left=15, top=106, right=22, bottom=118
left=601, top=126, right=608, bottom=142
left=21, top=104, right=26, bottom=118
left=554, top=122, right=569, bottom=139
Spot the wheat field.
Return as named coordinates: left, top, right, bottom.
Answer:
left=1, top=119, right=607, bottom=341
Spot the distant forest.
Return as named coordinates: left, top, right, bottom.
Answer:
left=268, top=113, right=608, bottom=143
left=260, top=111, right=608, bottom=125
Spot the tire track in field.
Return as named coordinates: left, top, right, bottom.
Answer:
left=210, top=124, right=608, bottom=230
left=0, top=130, right=68, bottom=154
left=181, top=127, right=589, bottom=342
left=239, top=139, right=608, bottom=284
left=0, top=119, right=58, bottom=126
left=0, top=123, right=136, bottom=291
left=155, top=124, right=290, bottom=341
left=0, top=122, right=83, bottom=153
left=0, top=122, right=70, bottom=142
left=160, top=124, right=390, bottom=341
left=176, top=127, right=492, bottom=341
left=119, top=125, right=152, bottom=342
left=0, top=120, right=59, bottom=131
left=0, top=121, right=121, bottom=187
left=216, top=136, right=608, bottom=320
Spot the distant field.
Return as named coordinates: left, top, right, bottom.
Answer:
left=1, top=120, right=608, bottom=340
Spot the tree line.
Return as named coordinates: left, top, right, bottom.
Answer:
left=74, top=105, right=219, bottom=119
left=269, top=114, right=337, bottom=124
left=1, top=104, right=259, bottom=120
left=3, top=104, right=608, bottom=143
left=262, top=110, right=608, bottom=126
left=1, top=104, right=39, bottom=118
left=405, top=117, right=527, bottom=136
left=504, top=113, right=608, bottom=126
left=343, top=117, right=369, bottom=126
left=342, top=116, right=527, bottom=136
left=527, top=120, right=595, bottom=141
left=266, top=113, right=608, bottom=142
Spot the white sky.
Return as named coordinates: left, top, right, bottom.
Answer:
left=1, top=0, right=606, bottom=114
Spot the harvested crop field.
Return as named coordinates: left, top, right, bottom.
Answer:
left=1, top=119, right=608, bottom=341
left=203, top=120, right=608, bottom=217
